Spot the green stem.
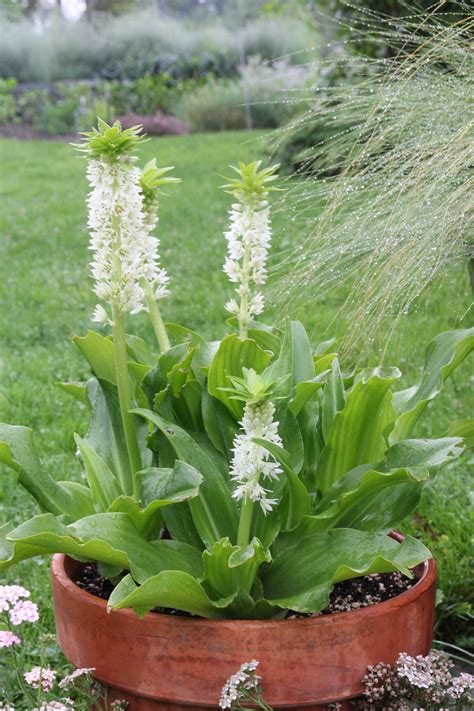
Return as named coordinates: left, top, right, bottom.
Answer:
left=237, top=494, right=254, bottom=546
left=145, top=285, right=171, bottom=353
left=111, top=302, right=141, bottom=498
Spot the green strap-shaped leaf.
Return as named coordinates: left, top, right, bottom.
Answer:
left=108, top=571, right=231, bottom=619
left=262, top=529, right=431, bottom=613
left=383, top=437, right=464, bottom=470
left=56, top=381, right=88, bottom=405
left=321, top=358, right=346, bottom=441
left=108, top=461, right=203, bottom=534
left=311, top=467, right=429, bottom=533
left=84, top=377, right=151, bottom=497
left=266, top=320, right=315, bottom=388
left=254, top=438, right=311, bottom=532
left=0, top=424, right=79, bottom=519
left=441, top=419, right=474, bottom=449
left=317, top=369, right=401, bottom=493
left=390, top=328, right=474, bottom=444
left=57, top=481, right=95, bottom=518
left=201, top=389, right=239, bottom=458
left=125, top=334, right=157, bottom=366
left=132, top=409, right=238, bottom=548
left=207, top=334, right=272, bottom=418
left=288, top=380, right=324, bottom=416
left=2, top=512, right=203, bottom=581
left=73, top=331, right=117, bottom=385
left=202, top=537, right=270, bottom=598
left=75, top=435, right=122, bottom=512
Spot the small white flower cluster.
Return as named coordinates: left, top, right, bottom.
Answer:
left=87, top=157, right=169, bottom=323
left=0, top=630, right=21, bottom=648
left=447, top=672, right=474, bottom=699
left=24, top=665, right=56, bottom=692
left=33, top=702, right=73, bottom=711
left=230, top=400, right=281, bottom=514
left=219, top=660, right=260, bottom=709
left=397, top=651, right=450, bottom=690
left=360, top=651, right=473, bottom=709
left=223, top=201, right=271, bottom=329
left=58, top=666, right=95, bottom=689
left=0, top=584, right=39, bottom=627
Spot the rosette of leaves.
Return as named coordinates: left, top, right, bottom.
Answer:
left=0, top=322, right=472, bottom=619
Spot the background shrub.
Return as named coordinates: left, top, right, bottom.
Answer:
left=0, top=11, right=316, bottom=84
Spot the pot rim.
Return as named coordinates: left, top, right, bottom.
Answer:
left=52, top=546, right=436, bottom=629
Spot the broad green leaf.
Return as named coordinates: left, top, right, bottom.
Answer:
left=57, top=481, right=95, bottom=518
left=84, top=378, right=151, bottom=497
left=108, top=570, right=230, bottom=619
left=3, top=512, right=203, bottom=582
left=383, top=438, right=464, bottom=470
left=162, top=501, right=204, bottom=550
left=173, top=380, right=203, bottom=432
left=126, top=335, right=156, bottom=366
left=108, top=461, right=203, bottom=534
left=275, top=405, right=304, bottom=474
left=201, top=389, right=239, bottom=458
left=167, top=347, right=196, bottom=396
left=314, top=337, right=337, bottom=356
left=1, top=514, right=128, bottom=572
left=133, top=409, right=238, bottom=547
left=226, top=317, right=281, bottom=355
left=441, top=420, right=474, bottom=449
left=262, top=529, right=431, bottom=613
left=0, top=424, right=78, bottom=519
left=390, top=328, right=474, bottom=443
left=164, top=322, right=216, bottom=381
left=139, top=462, right=203, bottom=506
left=56, top=381, right=88, bottom=405
left=208, top=334, right=272, bottom=418
left=74, top=331, right=116, bottom=384
left=321, top=358, right=345, bottom=441
left=202, top=537, right=270, bottom=598
left=297, top=399, right=322, bottom=494
left=254, top=439, right=311, bottom=531
left=0, top=521, right=49, bottom=571
left=267, top=320, right=314, bottom=388
left=288, top=379, right=324, bottom=416
left=74, top=435, right=121, bottom=511
left=310, top=467, right=429, bottom=533
left=314, top=353, right=338, bottom=374
left=317, top=369, right=401, bottom=492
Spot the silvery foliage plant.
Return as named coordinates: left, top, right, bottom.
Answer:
left=0, top=120, right=473, bottom=620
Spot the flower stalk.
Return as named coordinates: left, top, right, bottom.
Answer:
left=111, top=303, right=142, bottom=497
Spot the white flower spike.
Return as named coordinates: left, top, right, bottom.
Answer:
left=222, top=161, right=279, bottom=339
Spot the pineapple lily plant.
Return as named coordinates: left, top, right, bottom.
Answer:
left=0, top=120, right=473, bottom=621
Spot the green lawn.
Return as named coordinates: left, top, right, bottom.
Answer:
left=0, top=131, right=472, bottom=702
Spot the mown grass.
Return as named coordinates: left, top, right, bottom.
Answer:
left=0, top=131, right=472, bottom=703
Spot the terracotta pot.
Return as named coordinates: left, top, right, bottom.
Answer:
left=51, top=545, right=436, bottom=710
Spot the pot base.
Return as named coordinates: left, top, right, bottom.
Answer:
left=100, top=687, right=355, bottom=710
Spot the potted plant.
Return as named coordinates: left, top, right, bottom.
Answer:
left=0, top=120, right=472, bottom=709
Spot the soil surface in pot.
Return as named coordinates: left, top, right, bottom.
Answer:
left=75, top=564, right=413, bottom=617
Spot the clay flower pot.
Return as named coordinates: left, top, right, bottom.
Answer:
left=51, top=549, right=436, bottom=711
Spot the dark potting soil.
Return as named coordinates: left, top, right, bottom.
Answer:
left=75, top=565, right=413, bottom=618
left=287, top=571, right=414, bottom=619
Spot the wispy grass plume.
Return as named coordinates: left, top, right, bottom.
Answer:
left=271, top=2, right=473, bottom=360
